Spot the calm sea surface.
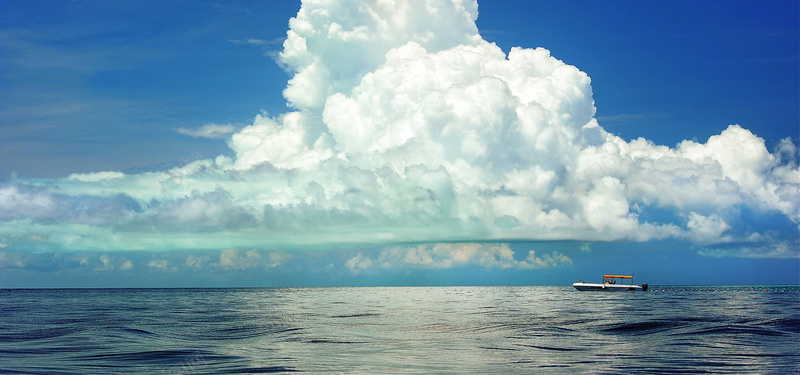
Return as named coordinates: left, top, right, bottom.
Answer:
left=1, top=286, right=799, bottom=374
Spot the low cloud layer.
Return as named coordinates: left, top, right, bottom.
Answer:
left=345, top=243, right=572, bottom=274
left=0, top=0, right=797, bottom=260
left=0, top=242, right=569, bottom=287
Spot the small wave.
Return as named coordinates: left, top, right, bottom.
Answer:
left=687, top=325, right=787, bottom=337
left=175, top=324, right=303, bottom=341
left=218, top=366, right=298, bottom=373
left=119, top=327, right=157, bottom=336
left=677, top=316, right=726, bottom=323
left=74, top=349, right=240, bottom=365
left=1, top=327, right=83, bottom=342
left=518, top=344, right=583, bottom=352
left=305, top=339, right=369, bottom=344
left=767, top=317, right=800, bottom=334
left=329, top=313, right=381, bottom=318
left=277, top=327, right=304, bottom=334
left=479, top=346, right=519, bottom=352
left=602, top=320, right=681, bottom=335
left=216, top=325, right=280, bottom=338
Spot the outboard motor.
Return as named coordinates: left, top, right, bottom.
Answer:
left=642, top=283, right=649, bottom=291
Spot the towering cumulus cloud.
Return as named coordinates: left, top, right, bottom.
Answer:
left=1, top=0, right=797, bottom=258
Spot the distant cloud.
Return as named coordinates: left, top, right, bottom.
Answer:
left=229, top=38, right=286, bottom=60
left=345, top=243, right=572, bottom=273
left=119, top=259, right=134, bottom=271
left=685, top=212, right=733, bottom=244
left=0, top=251, right=133, bottom=272
left=698, top=241, right=800, bottom=259
left=67, top=171, right=124, bottom=182
left=228, top=38, right=283, bottom=47
left=208, top=2, right=251, bottom=13
left=95, top=254, right=114, bottom=271
left=176, top=123, right=236, bottom=139
left=596, top=112, right=668, bottom=124
left=148, top=259, right=176, bottom=272
left=186, top=254, right=210, bottom=270
left=344, top=252, right=374, bottom=274
left=520, top=250, right=573, bottom=269
left=219, top=249, right=263, bottom=270
left=0, top=185, right=55, bottom=220
left=0, top=251, right=25, bottom=268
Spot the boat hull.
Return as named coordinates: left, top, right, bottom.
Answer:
left=573, top=282, right=645, bottom=291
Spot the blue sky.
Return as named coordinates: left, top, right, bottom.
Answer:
left=1, top=0, right=798, bottom=287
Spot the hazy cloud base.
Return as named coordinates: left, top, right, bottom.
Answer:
left=1, top=0, right=797, bottom=269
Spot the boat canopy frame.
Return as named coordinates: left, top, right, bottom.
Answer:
left=603, top=274, right=634, bottom=285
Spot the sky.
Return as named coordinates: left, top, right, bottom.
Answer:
left=0, top=0, right=798, bottom=288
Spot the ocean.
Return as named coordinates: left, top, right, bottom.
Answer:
left=1, top=286, right=798, bottom=374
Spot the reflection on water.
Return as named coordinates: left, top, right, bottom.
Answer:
left=1, top=286, right=798, bottom=374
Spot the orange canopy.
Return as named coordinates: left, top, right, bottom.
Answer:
left=603, top=275, right=633, bottom=279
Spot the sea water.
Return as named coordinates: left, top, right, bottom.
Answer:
left=1, top=286, right=798, bottom=374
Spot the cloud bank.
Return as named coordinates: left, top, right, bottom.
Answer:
left=0, top=0, right=797, bottom=260
left=345, top=243, right=572, bottom=274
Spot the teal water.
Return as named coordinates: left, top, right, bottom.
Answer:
left=1, top=286, right=799, bottom=374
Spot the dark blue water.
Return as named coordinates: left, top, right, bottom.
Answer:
left=1, top=286, right=798, bottom=374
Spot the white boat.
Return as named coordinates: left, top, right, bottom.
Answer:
left=573, top=275, right=648, bottom=291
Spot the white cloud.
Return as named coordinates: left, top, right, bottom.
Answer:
left=344, top=252, right=374, bottom=274
left=176, top=123, right=236, bottom=139
left=520, top=250, right=573, bottom=269
left=685, top=212, right=732, bottom=244
left=0, top=251, right=26, bottom=268
left=186, top=254, right=210, bottom=270
left=266, top=251, right=293, bottom=268
left=119, top=259, right=134, bottom=271
left=93, top=254, right=134, bottom=271
left=67, top=171, right=125, bottom=182
left=216, top=249, right=288, bottom=270
left=0, top=0, right=796, bottom=260
left=229, top=38, right=270, bottom=46
left=228, top=112, right=335, bottom=170
left=148, top=259, right=176, bottom=271
left=698, top=240, right=800, bottom=259
left=95, top=254, right=114, bottom=271
left=279, top=0, right=481, bottom=111
left=0, top=185, right=56, bottom=220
